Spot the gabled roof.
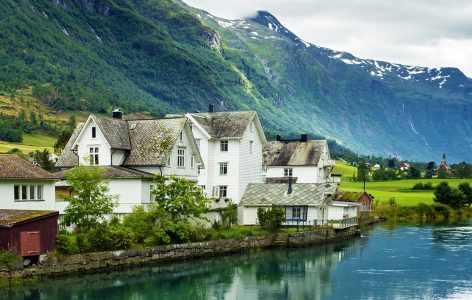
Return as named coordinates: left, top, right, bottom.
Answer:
left=240, top=183, right=337, bottom=206
left=123, top=118, right=201, bottom=166
left=55, top=166, right=154, bottom=180
left=73, top=115, right=131, bottom=150
left=0, top=210, right=58, bottom=228
left=56, top=123, right=84, bottom=168
left=0, top=154, right=58, bottom=180
left=335, top=191, right=371, bottom=202
left=263, top=140, right=328, bottom=166
left=187, top=111, right=266, bottom=141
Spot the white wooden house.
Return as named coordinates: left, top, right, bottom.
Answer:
left=263, top=135, right=336, bottom=184
left=55, top=112, right=203, bottom=214
left=238, top=182, right=338, bottom=225
left=327, top=201, right=358, bottom=228
left=181, top=109, right=267, bottom=204
left=0, top=154, right=57, bottom=211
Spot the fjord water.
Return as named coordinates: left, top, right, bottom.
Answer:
left=4, top=223, right=472, bottom=300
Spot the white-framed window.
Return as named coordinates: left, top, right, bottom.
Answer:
left=91, top=126, right=97, bottom=138
left=249, top=140, right=254, bottom=153
left=219, top=162, right=228, bottom=175
left=89, top=147, right=99, bottom=165
left=191, top=155, right=195, bottom=168
left=218, top=186, right=227, bottom=198
left=195, top=138, right=201, bottom=150
left=293, top=207, right=301, bottom=219
left=149, top=184, right=155, bottom=202
left=179, top=131, right=183, bottom=142
left=250, top=122, right=253, bottom=132
left=220, top=140, right=228, bottom=152
left=14, top=185, right=44, bottom=201
left=177, top=148, right=185, bottom=167
left=284, top=168, right=293, bottom=177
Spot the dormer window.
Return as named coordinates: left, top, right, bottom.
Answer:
left=92, top=126, right=96, bottom=138
left=220, top=140, right=228, bottom=152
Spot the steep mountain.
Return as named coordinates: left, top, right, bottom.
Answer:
left=1, top=1, right=471, bottom=162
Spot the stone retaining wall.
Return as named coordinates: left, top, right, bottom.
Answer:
left=0, top=226, right=359, bottom=279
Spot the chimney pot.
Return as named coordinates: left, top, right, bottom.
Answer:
left=287, top=175, right=293, bottom=195
left=208, top=103, right=214, bottom=113
left=300, top=133, right=308, bottom=142
left=112, top=109, right=122, bottom=119
left=276, top=134, right=281, bottom=141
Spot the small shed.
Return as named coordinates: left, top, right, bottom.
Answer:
left=335, top=191, right=373, bottom=212
left=0, top=210, right=59, bottom=258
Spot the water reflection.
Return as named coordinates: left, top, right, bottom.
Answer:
left=3, top=223, right=472, bottom=299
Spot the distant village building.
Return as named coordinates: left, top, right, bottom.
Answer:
left=436, top=153, right=450, bottom=175
left=55, top=112, right=203, bottom=214
left=180, top=108, right=267, bottom=204
left=263, top=134, right=336, bottom=184
left=0, top=154, right=57, bottom=211
left=0, top=210, right=59, bottom=258
left=399, top=162, right=410, bottom=171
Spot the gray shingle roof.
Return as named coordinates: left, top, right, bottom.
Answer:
left=56, top=123, right=83, bottom=168
left=55, top=166, right=153, bottom=180
left=91, top=115, right=131, bottom=150
left=189, top=111, right=256, bottom=138
left=0, top=154, right=58, bottom=180
left=123, top=118, right=187, bottom=166
left=263, top=140, right=327, bottom=166
left=240, top=183, right=337, bottom=206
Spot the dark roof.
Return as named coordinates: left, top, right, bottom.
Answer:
left=0, top=154, right=58, bottom=180
left=263, top=140, right=327, bottom=166
left=56, top=123, right=83, bottom=168
left=123, top=118, right=187, bottom=166
left=335, top=191, right=370, bottom=202
left=240, top=183, right=337, bottom=206
left=55, top=166, right=154, bottom=180
left=189, top=111, right=256, bottom=138
left=0, top=210, right=58, bottom=228
left=91, top=115, right=131, bottom=150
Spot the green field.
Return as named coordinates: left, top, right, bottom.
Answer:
left=0, top=133, right=55, bottom=153
left=340, top=179, right=472, bottom=206
left=332, top=160, right=357, bottom=180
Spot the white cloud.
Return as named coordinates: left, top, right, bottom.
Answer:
left=184, top=0, right=472, bottom=77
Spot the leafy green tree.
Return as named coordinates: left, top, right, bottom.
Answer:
left=458, top=182, right=472, bottom=207
left=152, top=175, right=209, bottom=220
left=434, top=182, right=464, bottom=209
left=408, top=166, right=421, bottom=179
left=67, top=115, right=77, bottom=130
left=257, top=206, right=285, bottom=232
left=64, top=166, right=117, bottom=232
left=30, top=149, right=55, bottom=171
left=29, top=111, right=37, bottom=129
left=54, top=130, right=72, bottom=154
left=452, top=162, right=472, bottom=179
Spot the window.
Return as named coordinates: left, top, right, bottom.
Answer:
left=195, top=138, right=201, bottom=150
left=89, top=147, right=99, bottom=165
left=29, top=186, right=35, bottom=200
left=292, top=207, right=301, bottom=219
left=177, top=149, right=185, bottom=167
left=219, top=162, right=228, bottom=175
left=220, top=140, right=228, bottom=152
left=149, top=184, right=155, bottom=202
left=14, top=185, right=43, bottom=201
left=91, top=126, right=96, bottom=138
left=191, top=155, right=195, bottom=168
left=250, top=141, right=254, bottom=153
left=284, top=168, right=293, bottom=177
left=218, top=186, right=227, bottom=198
left=179, top=131, right=183, bottom=142
left=250, top=122, right=253, bottom=132
left=262, top=164, right=267, bottom=174
left=14, top=185, right=19, bottom=200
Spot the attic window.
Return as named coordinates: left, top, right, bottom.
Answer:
left=179, top=131, right=183, bottom=142
left=92, top=126, right=96, bottom=138
left=220, top=140, right=228, bottom=152
left=250, top=122, right=253, bottom=132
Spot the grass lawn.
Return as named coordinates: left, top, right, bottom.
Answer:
left=0, top=132, right=55, bottom=154
left=332, top=160, right=357, bottom=181
left=340, top=178, right=472, bottom=206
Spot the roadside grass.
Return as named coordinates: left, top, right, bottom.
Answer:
left=332, top=160, right=357, bottom=181
left=340, top=179, right=472, bottom=206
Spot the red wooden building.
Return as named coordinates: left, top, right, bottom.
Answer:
left=0, top=210, right=58, bottom=258
left=335, top=191, right=373, bottom=212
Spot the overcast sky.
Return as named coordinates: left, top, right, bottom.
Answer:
left=184, top=0, right=472, bottom=77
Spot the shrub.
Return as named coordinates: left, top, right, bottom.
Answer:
left=56, top=234, right=79, bottom=255
left=0, top=250, right=20, bottom=268
left=258, top=206, right=285, bottom=232
left=412, top=182, right=434, bottom=190
left=87, top=224, right=133, bottom=252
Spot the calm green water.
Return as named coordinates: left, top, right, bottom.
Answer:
left=3, top=223, right=472, bottom=300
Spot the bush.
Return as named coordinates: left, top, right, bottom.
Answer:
left=258, top=206, right=285, bottom=232
left=56, top=234, right=79, bottom=255
left=412, top=182, right=434, bottom=190
left=87, top=224, right=133, bottom=252
left=0, top=250, right=20, bottom=268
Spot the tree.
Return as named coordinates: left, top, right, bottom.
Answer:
left=67, top=115, right=76, bottom=130
left=452, top=162, right=472, bottom=179
left=434, top=182, right=464, bottom=209
left=64, top=166, right=117, bottom=232
left=151, top=175, right=209, bottom=219
left=408, top=166, right=421, bottom=179
left=257, top=206, right=285, bottom=232
left=54, top=130, right=72, bottom=154
left=426, top=161, right=436, bottom=171
left=30, top=149, right=55, bottom=171
left=458, top=182, right=472, bottom=207
left=356, top=162, right=369, bottom=182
